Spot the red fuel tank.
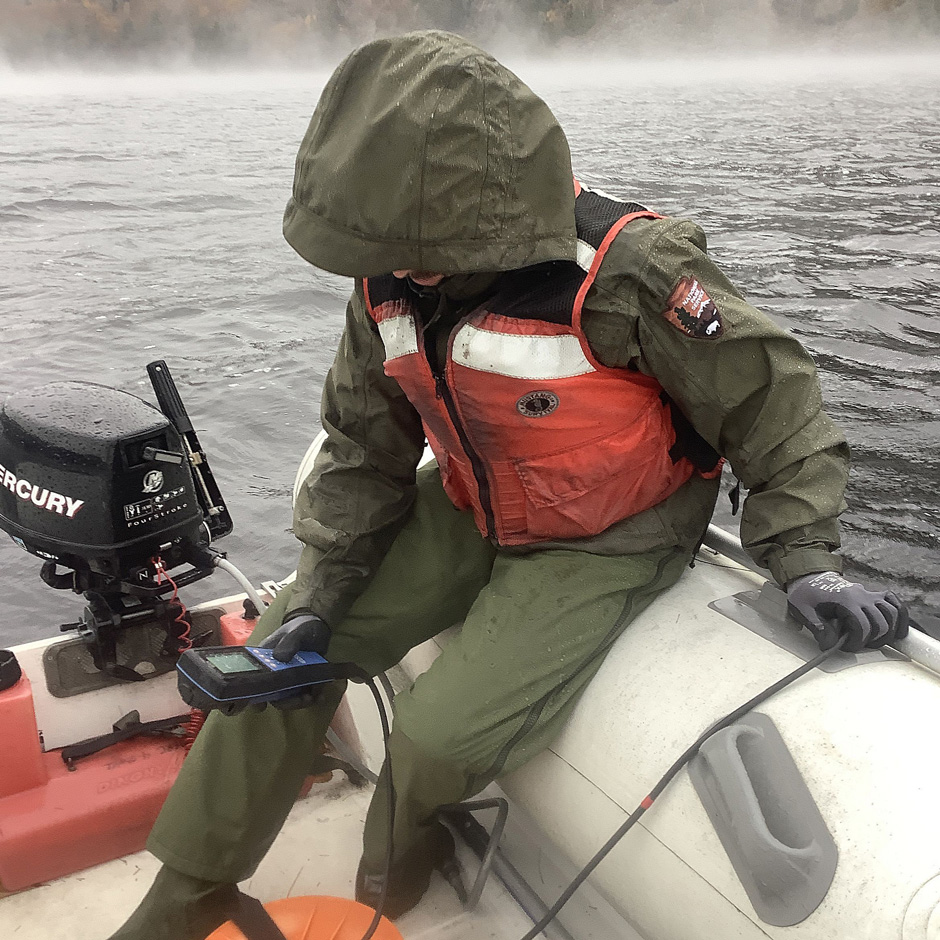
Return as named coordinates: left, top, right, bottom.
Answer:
left=0, top=653, right=187, bottom=891
left=0, top=670, right=47, bottom=799
left=0, top=607, right=316, bottom=893
left=0, top=692, right=186, bottom=892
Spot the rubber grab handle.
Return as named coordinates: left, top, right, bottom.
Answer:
left=690, top=712, right=838, bottom=926
left=701, top=725, right=815, bottom=884
left=147, top=360, right=194, bottom=435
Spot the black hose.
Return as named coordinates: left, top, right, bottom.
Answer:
left=348, top=636, right=849, bottom=940
left=356, top=675, right=396, bottom=940
left=515, top=635, right=849, bottom=940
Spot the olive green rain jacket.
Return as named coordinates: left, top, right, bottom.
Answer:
left=282, top=30, right=850, bottom=627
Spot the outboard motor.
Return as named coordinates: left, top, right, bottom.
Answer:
left=0, top=361, right=233, bottom=680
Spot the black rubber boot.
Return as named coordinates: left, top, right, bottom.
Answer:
left=106, top=865, right=240, bottom=940
left=355, top=823, right=458, bottom=921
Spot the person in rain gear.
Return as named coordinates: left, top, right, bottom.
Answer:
left=108, top=29, right=909, bottom=940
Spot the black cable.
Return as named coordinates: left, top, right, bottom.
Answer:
left=356, top=675, right=396, bottom=940
left=515, top=635, right=849, bottom=940
left=345, top=637, right=848, bottom=940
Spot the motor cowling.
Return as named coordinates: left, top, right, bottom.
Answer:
left=0, top=381, right=206, bottom=577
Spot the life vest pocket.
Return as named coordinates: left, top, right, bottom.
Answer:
left=512, top=423, right=693, bottom=540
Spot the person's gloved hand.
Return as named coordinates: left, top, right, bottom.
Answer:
left=786, top=571, right=909, bottom=653
left=256, top=610, right=333, bottom=712
left=259, top=609, right=332, bottom=662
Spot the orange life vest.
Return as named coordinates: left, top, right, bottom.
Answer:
left=364, top=185, right=719, bottom=545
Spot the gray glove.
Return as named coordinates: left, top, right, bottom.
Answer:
left=259, top=609, right=331, bottom=662
left=786, top=571, right=909, bottom=653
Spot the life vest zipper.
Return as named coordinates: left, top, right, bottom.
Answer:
left=422, top=305, right=498, bottom=541
left=431, top=365, right=497, bottom=541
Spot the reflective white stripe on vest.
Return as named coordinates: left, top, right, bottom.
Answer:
left=576, top=239, right=596, bottom=272
left=452, top=324, right=596, bottom=380
left=377, top=314, right=419, bottom=361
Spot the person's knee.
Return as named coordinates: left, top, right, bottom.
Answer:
left=391, top=693, right=486, bottom=770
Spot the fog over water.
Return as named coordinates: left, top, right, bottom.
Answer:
left=0, top=47, right=938, bottom=647
left=2, top=0, right=940, bottom=69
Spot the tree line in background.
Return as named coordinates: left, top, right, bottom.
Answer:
left=0, top=0, right=615, bottom=63
left=0, top=0, right=936, bottom=64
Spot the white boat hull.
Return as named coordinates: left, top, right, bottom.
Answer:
left=345, top=545, right=940, bottom=940
left=1, top=427, right=938, bottom=939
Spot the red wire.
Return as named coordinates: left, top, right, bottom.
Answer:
left=151, top=555, right=192, bottom=652
left=151, top=555, right=205, bottom=751
left=183, top=710, right=207, bottom=751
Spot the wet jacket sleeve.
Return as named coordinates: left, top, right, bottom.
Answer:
left=287, top=284, right=426, bottom=624
left=587, top=217, right=850, bottom=585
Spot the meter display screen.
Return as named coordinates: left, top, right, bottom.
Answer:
left=205, top=650, right=264, bottom=674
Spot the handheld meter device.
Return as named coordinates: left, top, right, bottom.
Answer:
left=176, top=645, right=338, bottom=712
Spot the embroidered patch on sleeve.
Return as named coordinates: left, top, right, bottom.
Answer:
left=663, top=276, right=724, bottom=339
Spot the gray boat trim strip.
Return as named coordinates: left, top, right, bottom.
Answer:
left=702, top=524, right=940, bottom=680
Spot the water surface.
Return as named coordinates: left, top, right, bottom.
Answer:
left=1, top=56, right=938, bottom=645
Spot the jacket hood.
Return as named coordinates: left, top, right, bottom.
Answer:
left=283, top=31, right=577, bottom=278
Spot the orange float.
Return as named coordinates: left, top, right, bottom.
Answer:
left=206, top=895, right=403, bottom=940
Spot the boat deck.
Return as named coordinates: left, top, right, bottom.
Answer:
left=0, top=772, right=539, bottom=940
